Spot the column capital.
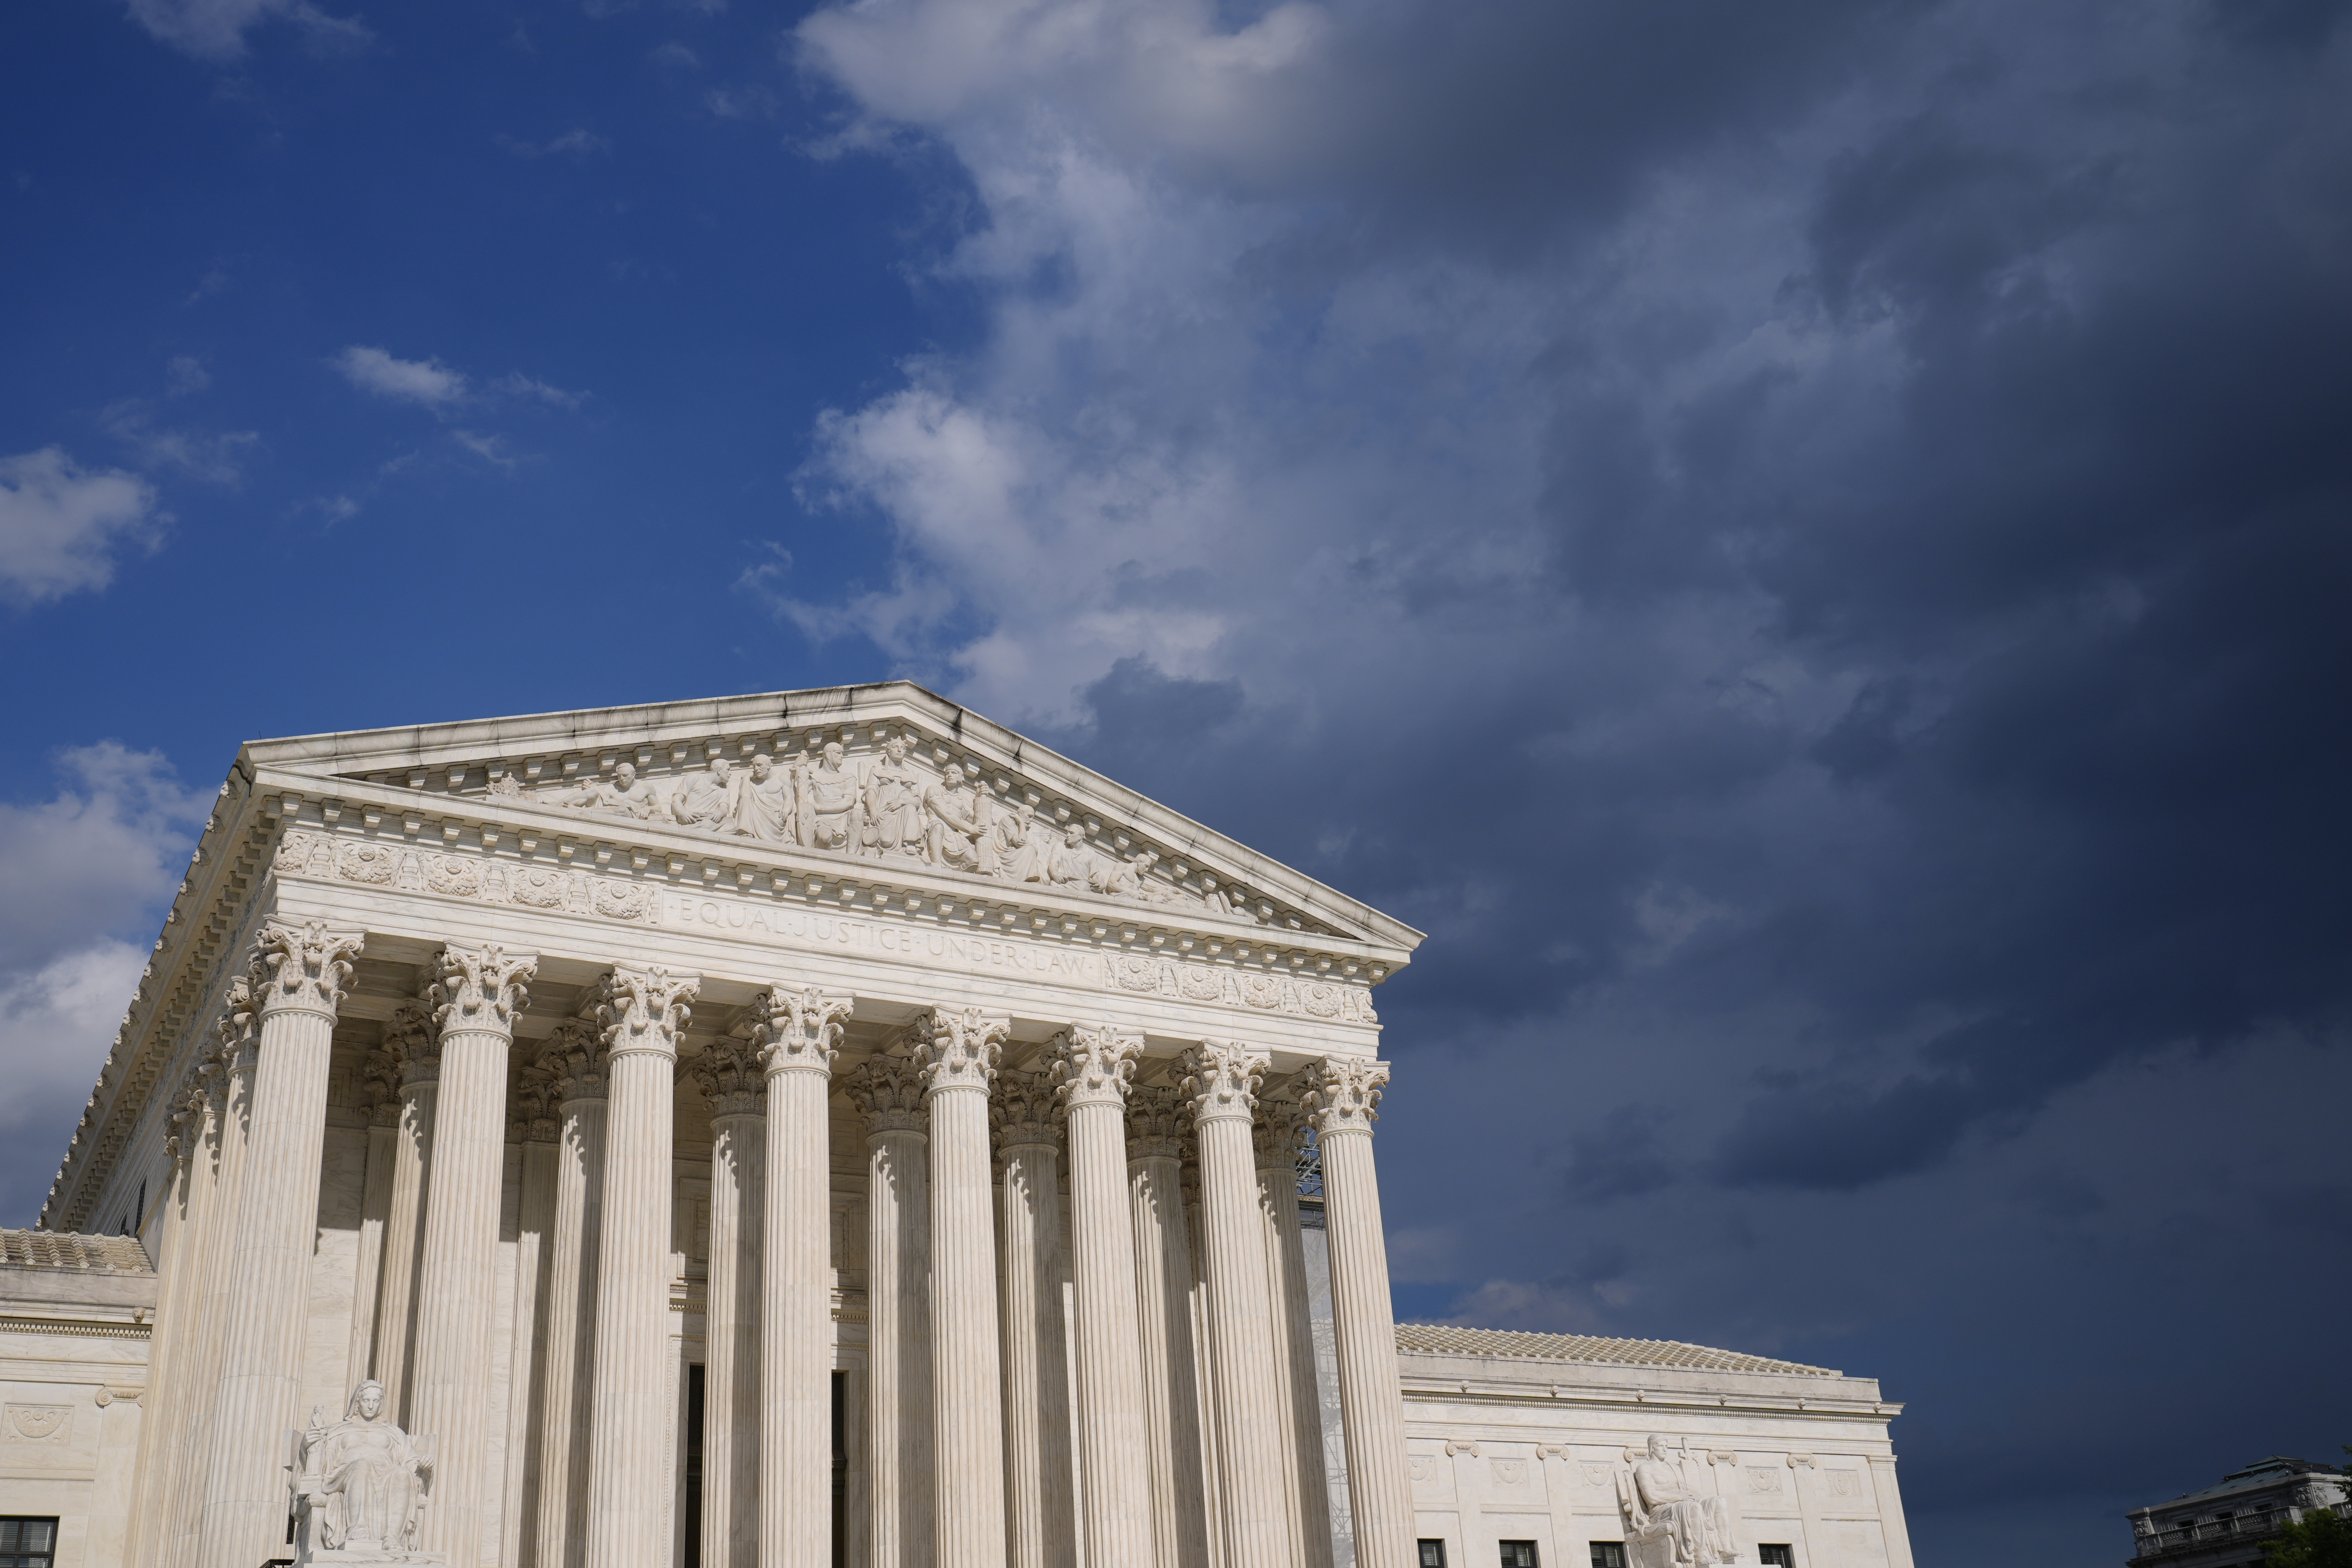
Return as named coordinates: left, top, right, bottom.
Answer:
left=247, top=918, right=363, bottom=1020
left=991, top=1070, right=1061, bottom=1151
left=1180, top=1039, right=1267, bottom=1125
left=912, top=1006, right=1007, bottom=1098
left=213, top=975, right=261, bottom=1078
left=1125, top=1085, right=1184, bottom=1161
left=750, top=986, right=852, bottom=1079
left=844, top=1055, right=927, bottom=1135
left=511, top=1061, right=561, bottom=1143
left=1302, top=1056, right=1389, bottom=1138
left=1253, top=1094, right=1307, bottom=1171
left=597, top=965, right=699, bottom=1060
left=428, top=943, right=537, bottom=1038
left=385, top=1001, right=442, bottom=1090
left=537, top=1015, right=611, bottom=1103
left=1049, top=1023, right=1142, bottom=1113
left=689, top=1040, right=767, bottom=1119
left=357, top=1046, right=400, bottom=1126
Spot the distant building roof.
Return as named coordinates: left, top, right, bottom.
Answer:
left=0, top=1229, right=153, bottom=1275
left=1395, top=1323, right=1839, bottom=1377
left=2141, top=1457, right=2351, bottom=1512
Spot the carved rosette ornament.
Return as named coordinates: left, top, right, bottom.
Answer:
left=248, top=918, right=364, bottom=1020
left=1048, top=1024, right=1143, bottom=1113
left=913, top=1007, right=1009, bottom=1099
left=750, top=987, right=852, bottom=1080
left=598, top=965, right=700, bottom=1060
left=690, top=1041, right=767, bottom=1119
left=1180, top=1039, right=1268, bottom=1125
left=1124, top=1085, right=1185, bottom=1161
left=1301, top=1057, right=1389, bottom=1138
left=538, top=1016, right=610, bottom=1102
left=844, top=1055, right=928, bottom=1135
left=383, top=1003, right=441, bottom=1091
left=428, top=942, right=537, bottom=1038
left=991, top=1071, right=1062, bottom=1151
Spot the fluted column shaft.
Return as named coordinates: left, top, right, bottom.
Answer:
left=535, top=1028, right=609, bottom=1568
left=343, top=1111, right=399, bottom=1400
left=411, top=945, right=536, bottom=1568
left=919, top=1009, right=1010, bottom=1568
left=705, top=1095, right=764, bottom=1568
left=503, top=1123, right=559, bottom=1568
left=374, top=1014, right=439, bottom=1415
left=1256, top=1104, right=1336, bottom=1568
left=1183, top=1043, right=1287, bottom=1568
left=585, top=965, right=699, bottom=1568
left=850, top=1060, right=932, bottom=1568
left=126, top=1093, right=201, bottom=1568
left=1128, top=1115, right=1212, bottom=1568
left=1052, top=1027, right=1153, bottom=1567
left=1182, top=1165, right=1228, bottom=1568
left=1305, top=1060, right=1412, bottom=1568
left=994, top=1078, right=1074, bottom=1568
left=755, top=986, right=848, bottom=1568
left=195, top=921, right=363, bottom=1568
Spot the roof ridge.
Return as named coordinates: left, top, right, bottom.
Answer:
left=1392, top=1321, right=1840, bottom=1377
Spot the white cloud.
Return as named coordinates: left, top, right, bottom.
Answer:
left=165, top=356, right=211, bottom=396
left=498, top=129, right=612, bottom=158
left=0, top=448, right=161, bottom=607
left=492, top=372, right=586, bottom=408
left=334, top=345, right=470, bottom=407
left=452, top=429, right=522, bottom=470
left=125, top=0, right=372, bottom=63
left=101, top=400, right=260, bottom=485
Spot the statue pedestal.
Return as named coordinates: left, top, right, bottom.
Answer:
left=298, top=1549, right=447, bottom=1566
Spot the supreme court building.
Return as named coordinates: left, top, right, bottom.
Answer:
left=5, top=684, right=1918, bottom=1568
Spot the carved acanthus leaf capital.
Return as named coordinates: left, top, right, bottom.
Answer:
left=992, top=1070, right=1062, bottom=1150
left=429, top=943, right=537, bottom=1038
left=598, top=965, right=699, bottom=1060
left=357, top=1047, right=401, bottom=1126
left=1181, top=1039, right=1267, bottom=1125
left=689, top=1040, right=767, bottom=1118
left=509, top=1061, right=559, bottom=1142
left=213, top=976, right=260, bottom=1077
left=845, top=1055, right=928, bottom=1134
left=537, top=1016, right=610, bottom=1102
left=1049, top=1023, right=1142, bottom=1113
left=1254, top=1095, right=1308, bottom=1170
left=1125, top=1084, right=1185, bottom=1160
left=749, top=987, right=852, bottom=1079
left=384, top=1003, right=441, bottom=1089
left=913, top=1007, right=1008, bottom=1098
left=248, top=919, right=364, bottom=1019
left=1302, top=1055, right=1389, bottom=1137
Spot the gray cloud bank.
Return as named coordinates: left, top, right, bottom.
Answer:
left=787, top=0, right=2352, bottom=1555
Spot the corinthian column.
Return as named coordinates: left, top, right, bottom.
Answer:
left=1127, top=1088, right=1212, bottom=1568
left=584, top=965, right=700, bottom=1568
left=752, top=986, right=852, bottom=1568
left=1301, top=1059, right=1411, bottom=1568
left=342, top=1050, right=400, bottom=1405
left=845, top=1057, right=932, bottom=1568
left=410, top=943, right=537, bottom=1568
left=1049, top=1025, right=1154, bottom=1568
left=692, top=1040, right=767, bottom=1568
left=1255, top=1089, right=1335, bottom=1568
left=195, top=919, right=365, bottom=1568
left=502, top=1063, right=560, bottom=1568
left=915, top=1007, right=1011, bottom=1568
left=126, top=1079, right=205, bottom=1568
left=373, top=1001, right=441, bottom=1416
left=1180, top=1040, right=1286, bottom=1568
left=535, top=1016, right=611, bottom=1568
left=992, top=1072, right=1074, bottom=1568
left=170, top=1009, right=252, bottom=1568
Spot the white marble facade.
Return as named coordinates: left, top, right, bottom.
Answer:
left=16, top=683, right=1917, bottom=1568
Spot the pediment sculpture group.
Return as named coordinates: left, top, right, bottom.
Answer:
left=284, top=1380, right=438, bottom=1565
left=498, top=737, right=1213, bottom=911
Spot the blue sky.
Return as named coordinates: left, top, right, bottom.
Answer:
left=5, top=0, right=2350, bottom=1563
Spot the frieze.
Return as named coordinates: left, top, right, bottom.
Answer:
left=271, top=828, right=1377, bottom=1023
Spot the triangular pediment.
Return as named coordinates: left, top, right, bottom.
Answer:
left=240, top=681, right=1422, bottom=957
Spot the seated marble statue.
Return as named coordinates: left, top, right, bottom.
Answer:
left=1618, top=1435, right=1741, bottom=1568
left=288, top=1379, right=435, bottom=1560
left=921, top=762, right=987, bottom=871
left=800, top=743, right=858, bottom=851
left=540, top=761, right=659, bottom=820
left=728, top=754, right=793, bottom=842
left=670, top=757, right=733, bottom=829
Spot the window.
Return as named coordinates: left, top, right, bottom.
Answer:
left=0, top=1518, right=57, bottom=1568
left=1420, top=1543, right=1449, bottom=1568
left=1500, top=1544, right=1540, bottom=1568
left=1590, top=1546, right=1628, bottom=1568
left=1760, top=1548, right=1796, bottom=1568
